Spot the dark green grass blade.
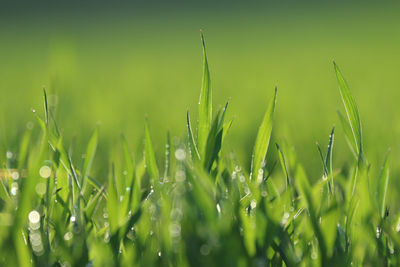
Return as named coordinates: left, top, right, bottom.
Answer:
left=144, top=119, right=160, bottom=184
left=187, top=111, right=200, bottom=160
left=377, top=150, right=390, bottom=219
left=203, top=109, right=223, bottom=171
left=250, top=87, right=277, bottom=182
left=334, top=62, right=363, bottom=163
left=197, top=30, right=212, bottom=159
left=326, top=127, right=335, bottom=192
left=325, top=127, right=335, bottom=175
left=43, top=87, right=49, bottom=125
left=316, top=142, right=329, bottom=177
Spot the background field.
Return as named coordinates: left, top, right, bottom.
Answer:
left=1, top=0, right=400, bottom=180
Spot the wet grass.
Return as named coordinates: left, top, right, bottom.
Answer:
left=0, top=33, right=399, bottom=266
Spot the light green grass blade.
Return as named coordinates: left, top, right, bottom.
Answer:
left=121, top=134, right=135, bottom=187
left=144, top=119, right=159, bottom=184
left=163, top=131, right=171, bottom=179
left=187, top=111, right=200, bottom=160
left=337, top=110, right=357, bottom=158
left=197, top=30, right=212, bottom=159
left=334, top=62, right=363, bottom=163
left=85, top=186, right=105, bottom=219
left=107, top=163, right=119, bottom=235
left=250, top=87, right=277, bottom=182
left=17, top=129, right=32, bottom=168
left=82, top=128, right=98, bottom=190
left=276, top=143, right=290, bottom=188
left=377, top=150, right=390, bottom=218
left=294, top=164, right=328, bottom=264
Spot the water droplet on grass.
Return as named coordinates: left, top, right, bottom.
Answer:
left=28, top=210, right=40, bottom=224
left=39, top=166, right=51, bottom=178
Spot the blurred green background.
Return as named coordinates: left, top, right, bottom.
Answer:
left=1, top=0, right=400, bottom=179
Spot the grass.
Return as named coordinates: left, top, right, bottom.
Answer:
left=0, top=33, right=399, bottom=267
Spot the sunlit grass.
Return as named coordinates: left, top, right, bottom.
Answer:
left=0, top=33, right=398, bottom=266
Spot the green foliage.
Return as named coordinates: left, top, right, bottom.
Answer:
left=0, top=35, right=398, bottom=267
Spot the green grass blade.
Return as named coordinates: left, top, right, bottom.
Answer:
left=82, top=128, right=98, bottom=190
left=325, top=127, right=335, bottom=175
left=187, top=111, right=200, bottom=160
left=144, top=119, right=159, bottom=184
left=164, top=131, right=171, bottom=179
left=85, top=186, right=105, bottom=219
left=326, top=127, right=335, bottom=191
left=337, top=110, right=357, bottom=158
left=276, top=143, right=290, bottom=188
left=250, top=87, right=277, bottom=182
left=316, top=142, right=328, bottom=177
left=197, top=30, right=212, bottom=158
left=43, top=87, right=49, bottom=125
left=334, top=62, right=363, bottom=163
left=377, top=149, right=390, bottom=219
left=203, top=109, right=223, bottom=171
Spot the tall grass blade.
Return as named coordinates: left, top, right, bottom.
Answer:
left=334, top=62, right=363, bottom=163
left=82, top=128, right=98, bottom=190
left=250, top=87, right=277, bottom=182
left=197, top=30, right=212, bottom=158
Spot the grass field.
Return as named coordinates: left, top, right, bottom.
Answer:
left=1, top=1, right=400, bottom=266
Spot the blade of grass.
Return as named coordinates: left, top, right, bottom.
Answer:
left=250, top=87, right=277, bottom=182
left=82, top=128, right=98, bottom=191
left=43, top=87, right=49, bottom=125
left=144, top=119, right=159, bottom=185
left=276, top=143, right=290, bottom=188
left=377, top=149, right=390, bottom=219
left=187, top=111, right=200, bottom=160
left=163, top=131, right=171, bottom=179
left=334, top=62, right=363, bottom=163
left=197, top=30, right=212, bottom=158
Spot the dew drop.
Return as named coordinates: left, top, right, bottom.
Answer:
left=39, top=166, right=51, bottom=178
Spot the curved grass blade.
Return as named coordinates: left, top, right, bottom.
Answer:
left=250, top=87, right=277, bottom=182
left=197, top=30, right=212, bottom=159
left=334, top=62, right=363, bottom=163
